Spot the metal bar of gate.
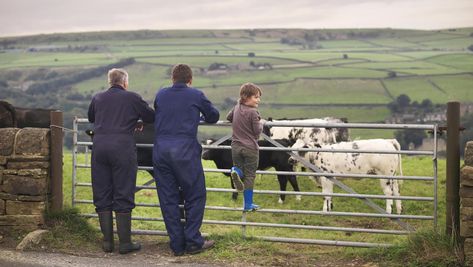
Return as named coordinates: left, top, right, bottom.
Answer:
left=74, top=200, right=433, bottom=220
left=80, top=213, right=412, bottom=235
left=75, top=164, right=433, bottom=181
left=74, top=182, right=433, bottom=201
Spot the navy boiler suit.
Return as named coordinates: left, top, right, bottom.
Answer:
left=153, top=83, right=219, bottom=253
left=88, top=85, right=154, bottom=213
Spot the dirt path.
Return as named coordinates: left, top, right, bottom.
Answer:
left=0, top=247, right=220, bottom=267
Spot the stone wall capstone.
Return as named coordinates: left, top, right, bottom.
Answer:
left=461, top=141, right=473, bottom=259
left=0, top=128, right=50, bottom=234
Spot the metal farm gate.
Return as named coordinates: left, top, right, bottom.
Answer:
left=72, top=118, right=438, bottom=247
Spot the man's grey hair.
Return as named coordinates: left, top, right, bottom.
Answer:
left=108, top=68, right=128, bottom=86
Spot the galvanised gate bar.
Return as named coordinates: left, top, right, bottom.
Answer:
left=72, top=118, right=438, bottom=248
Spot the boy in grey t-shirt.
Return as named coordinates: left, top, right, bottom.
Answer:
left=226, top=82, right=263, bottom=212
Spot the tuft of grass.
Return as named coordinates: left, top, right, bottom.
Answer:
left=353, top=229, right=464, bottom=267
left=40, top=207, right=100, bottom=252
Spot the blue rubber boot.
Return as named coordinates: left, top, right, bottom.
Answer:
left=230, top=166, right=244, bottom=192
left=243, top=189, right=260, bottom=212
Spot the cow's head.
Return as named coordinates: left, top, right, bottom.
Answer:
left=288, top=138, right=322, bottom=166
left=288, top=139, right=320, bottom=165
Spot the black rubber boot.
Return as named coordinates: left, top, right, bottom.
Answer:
left=98, top=211, right=114, bottom=253
left=115, top=212, right=141, bottom=254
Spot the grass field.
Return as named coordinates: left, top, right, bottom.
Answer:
left=63, top=143, right=444, bottom=248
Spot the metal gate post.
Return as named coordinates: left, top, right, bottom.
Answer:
left=72, top=117, right=78, bottom=207
left=446, top=101, right=460, bottom=239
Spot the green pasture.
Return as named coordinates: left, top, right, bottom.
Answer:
left=63, top=150, right=444, bottom=246
left=430, top=75, right=473, bottom=102
left=259, top=106, right=391, bottom=124
left=383, top=77, right=448, bottom=103
left=136, top=55, right=300, bottom=67
left=219, top=42, right=299, bottom=51
left=395, top=51, right=461, bottom=59
left=107, top=37, right=254, bottom=46
left=383, top=74, right=473, bottom=104
left=347, top=60, right=461, bottom=76
left=419, top=37, right=473, bottom=50
left=426, top=53, right=473, bottom=71
left=340, top=52, right=414, bottom=62
left=318, top=39, right=377, bottom=49
left=111, top=44, right=229, bottom=53
left=72, top=63, right=169, bottom=99
left=194, top=66, right=388, bottom=87
left=202, top=78, right=391, bottom=104
left=401, top=32, right=463, bottom=43
left=362, top=38, right=419, bottom=48
left=0, top=51, right=115, bottom=69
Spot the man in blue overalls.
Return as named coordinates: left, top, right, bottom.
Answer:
left=88, top=68, right=154, bottom=254
left=153, top=64, right=219, bottom=256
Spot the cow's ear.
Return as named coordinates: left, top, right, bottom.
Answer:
left=314, top=143, right=322, bottom=148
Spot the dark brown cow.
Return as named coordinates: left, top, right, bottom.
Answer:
left=0, top=100, right=16, bottom=127
left=202, top=138, right=301, bottom=203
left=15, top=107, right=54, bottom=128
left=0, top=100, right=55, bottom=129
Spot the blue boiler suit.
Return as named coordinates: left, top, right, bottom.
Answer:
left=88, top=85, right=154, bottom=213
left=153, top=83, right=219, bottom=254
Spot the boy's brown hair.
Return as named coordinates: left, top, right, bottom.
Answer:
left=172, top=64, right=193, bottom=84
left=239, top=82, right=262, bottom=103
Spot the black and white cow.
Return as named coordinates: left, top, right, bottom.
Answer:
left=202, top=139, right=300, bottom=203
left=289, top=139, right=403, bottom=214
left=264, top=117, right=349, bottom=146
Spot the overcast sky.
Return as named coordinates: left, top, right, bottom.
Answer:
left=1, top=0, right=473, bottom=37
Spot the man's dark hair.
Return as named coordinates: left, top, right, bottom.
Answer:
left=172, top=64, right=193, bottom=83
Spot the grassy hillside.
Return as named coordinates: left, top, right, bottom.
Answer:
left=1, top=28, right=472, bottom=139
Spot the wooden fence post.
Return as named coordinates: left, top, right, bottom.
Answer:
left=50, top=111, right=63, bottom=212
left=446, top=101, right=460, bottom=240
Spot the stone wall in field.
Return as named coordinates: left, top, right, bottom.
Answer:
left=461, top=141, right=473, bottom=256
left=0, top=128, right=50, bottom=234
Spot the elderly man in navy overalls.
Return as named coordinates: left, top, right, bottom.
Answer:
left=88, top=68, right=154, bottom=254
left=153, top=64, right=219, bottom=256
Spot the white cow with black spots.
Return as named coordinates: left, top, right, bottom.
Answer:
left=264, top=117, right=349, bottom=147
left=289, top=139, right=403, bottom=214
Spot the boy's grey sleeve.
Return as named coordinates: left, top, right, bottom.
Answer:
left=251, top=110, right=263, bottom=136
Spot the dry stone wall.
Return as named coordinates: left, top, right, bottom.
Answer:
left=461, top=141, right=473, bottom=258
left=0, top=128, right=50, bottom=234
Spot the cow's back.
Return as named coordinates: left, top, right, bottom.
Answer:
left=15, top=107, right=53, bottom=128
